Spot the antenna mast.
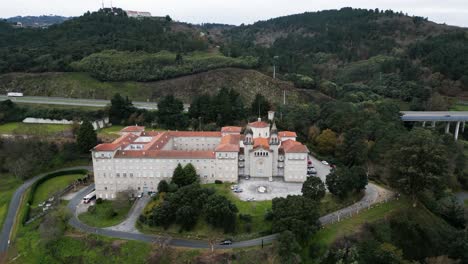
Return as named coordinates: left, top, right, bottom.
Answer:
left=101, top=0, right=104, bottom=9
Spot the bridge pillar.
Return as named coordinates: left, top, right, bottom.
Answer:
left=463, top=122, right=465, bottom=133
left=455, top=121, right=461, bottom=141
left=445, top=122, right=450, bottom=134
left=422, top=121, right=426, bottom=127
left=431, top=121, right=436, bottom=128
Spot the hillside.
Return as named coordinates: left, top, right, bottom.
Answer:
left=0, top=68, right=331, bottom=104
left=220, top=8, right=468, bottom=106
left=5, top=15, right=69, bottom=27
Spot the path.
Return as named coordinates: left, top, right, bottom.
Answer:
left=105, top=195, right=151, bottom=234
left=0, top=166, right=91, bottom=254
left=2, top=166, right=394, bottom=254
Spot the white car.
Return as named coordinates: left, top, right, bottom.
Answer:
left=230, top=185, right=239, bottom=190
left=321, top=160, right=329, bottom=166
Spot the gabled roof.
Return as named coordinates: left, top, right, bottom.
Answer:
left=93, top=143, right=120, bottom=151
left=114, top=150, right=215, bottom=159
left=169, top=131, right=222, bottom=137
left=215, top=134, right=240, bottom=152
left=248, top=121, right=269, bottom=128
left=280, top=139, right=309, bottom=153
left=120, top=126, right=145, bottom=133
left=279, top=131, right=297, bottom=138
left=253, top=137, right=270, bottom=150
left=221, top=126, right=242, bottom=133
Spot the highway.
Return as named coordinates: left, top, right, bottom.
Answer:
left=0, top=95, right=190, bottom=112
left=1, top=166, right=393, bottom=255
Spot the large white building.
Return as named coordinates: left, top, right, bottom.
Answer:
left=92, top=119, right=309, bottom=199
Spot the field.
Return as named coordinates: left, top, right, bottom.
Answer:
left=450, top=103, right=468, bottom=111
left=97, top=125, right=125, bottom=141
left=0, top=122, right=71, bottom=136
left=78, top=200, right=133, bottom=228
left=0, top=174, right=22, bottom=228
left=31, top=174, right=85, bottom=208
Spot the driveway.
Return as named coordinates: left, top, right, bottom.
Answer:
left=105, top=195, right=151, bottom=233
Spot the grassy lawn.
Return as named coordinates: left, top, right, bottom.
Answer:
left=0, top=174, right=22, bottom=228
left=97, top=125, right=125, bottom=141
left=450, top=103, right=468, bottom=111
left=310, top=198, right=408, bottom=249
left=139, top=183, right=369, bottom=241
left=78, top=200, right=133, bottom=228
left=0, top=122, right=71, bottom=136
left=31, top=174, right=85, bottom=208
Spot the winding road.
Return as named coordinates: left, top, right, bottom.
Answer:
left=1, top=166, right=393, bottom=254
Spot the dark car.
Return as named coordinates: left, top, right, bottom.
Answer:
left=219, top=239, right=233, bottom=245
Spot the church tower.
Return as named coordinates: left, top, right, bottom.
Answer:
left=269, top=122, right=280, bottom=176
left=243, top=128, right=253, bottom=177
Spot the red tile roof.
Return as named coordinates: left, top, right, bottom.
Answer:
left=280, top=139, right=309, bottom=153
left=114, top=150, right=216, bottom=159
left=94, top=143, right=120, bottom=151
left=120, top=126, right=145, bottom=133
left=169, top=131, right=222, bottom=137
left=248, top=121, right=269, bottom=128
left=215, top=134, right=240, bottom=152
left=221, top=126, right=242, bottom=133
left=253, top=137, right=270, bottom=150
left=279, top=131, right=297, bottom=138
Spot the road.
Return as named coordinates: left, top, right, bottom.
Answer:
left=0, top=95, right=190, bottom=112
left=0, top=166, right=91, bottom=254
left=1, top=165, right=393, bottom=254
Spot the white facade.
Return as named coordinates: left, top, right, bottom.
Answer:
left=92, top=121, right=309, bottom=199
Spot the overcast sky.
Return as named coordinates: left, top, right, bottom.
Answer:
left=1, top=0, right=467, bottom=27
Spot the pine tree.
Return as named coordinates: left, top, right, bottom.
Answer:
left=77, top=120, right=97, bottom=153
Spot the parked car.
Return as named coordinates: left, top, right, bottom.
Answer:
left=38, top=202, right=45, bottom=207
left=247, top=197, right=256, bottom=201
left=321, top=160, right=329, bottom=166
left=244, top=175, right=250, bottom=180
left=219, top=239, right=233, bottom=245
left=230, top=185, right=239, bottom=190
left=137, top=193, right=143, bottom=198
left=307, top=167, right=317, bottom=175
left=234, top=188, right=243, bottom=193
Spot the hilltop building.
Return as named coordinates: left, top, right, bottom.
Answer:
left=125, top=10, right=152, bottom=18
left=92, top=119, right=309, bottom=199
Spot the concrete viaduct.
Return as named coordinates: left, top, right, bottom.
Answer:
left=400, top=111, right=468, bottom=140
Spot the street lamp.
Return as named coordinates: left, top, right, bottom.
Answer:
left=273, top=56, right=279, bottom=79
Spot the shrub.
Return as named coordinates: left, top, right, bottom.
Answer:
left=104, top=207, right=117, bottom=219
left=239, top=214, right=252, bottom=223
left=215, top=180, right=223, bottom=184
left=168, top=183, right=178, bottom=193
left=87, top=205, right=97, bottom=214
left=96, top=198, right=103, bottom=204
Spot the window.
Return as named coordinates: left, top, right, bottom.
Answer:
left=130, top=173, right=133, bottom=177
left=116, top=173, right=120, bottom=177
left=105, top=187, right=108, bottom=190
left=123, top=173, right=127, bottom=178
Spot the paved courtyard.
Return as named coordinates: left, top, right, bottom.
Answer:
left=233, top=155, right=331, bottom=201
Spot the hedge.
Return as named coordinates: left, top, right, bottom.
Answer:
left=20, top=169, right=89, bottom=224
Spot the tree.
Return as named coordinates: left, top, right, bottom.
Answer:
left=250, top=93, right=271, bottom=117
left=109, top=93, right=135, bottom=125
left=315, top=129, right=337, bottom=155
left=436, top=196, right=465, bottom=229
left=175, top=205, right=197, bottom=231
left=171, top=164, right=185, bottom=186
left=336, top=128, right=368, bottom=166
left=182, top=164, right=199, bottom=185
left=271, top=195, right=320, bottom=242
left=301, top=176, right=326, bottom=201
left=277, top=230, right=302, bottom=264
left=157, top=180, right=169, bottom=193
left=387, top=128, right=449, bottom=203
left=157, top=95, right=188, bottom=130
left=151, top=201, right=174, bottom=229
left=77, top=120, right=97, bottom=153
left=204, top=194, right=238, bottom=233
left=326, top=166, right=367, bottom=199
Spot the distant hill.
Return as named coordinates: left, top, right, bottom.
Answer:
left=5, top=15, right=69, bottom=27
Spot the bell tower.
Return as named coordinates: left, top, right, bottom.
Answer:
left=269, top=122, right=280, bottom=176
left=243, top=128, right=253, bottom=177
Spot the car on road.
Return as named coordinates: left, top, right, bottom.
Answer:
left=137, top=193, right=143, bottom=198
left=321, top=160, right=329, bottom=166
left=219, top=239, right=233, bottom=245
left=307, top=167, right=317, bottom=175
left=233, top=188, right=243, bottom=193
